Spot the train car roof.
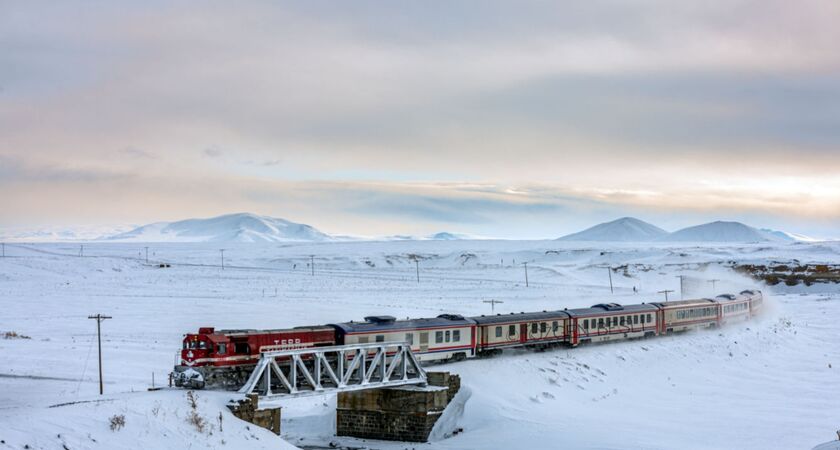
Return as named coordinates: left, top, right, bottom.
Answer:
left=216, top=326, right=333, bottom=337
left=710, top=294, right=745, bottom=303
left=648, top=298, right=717, bottom=308
left=471, top=310, right=570, bottom=325
left=564, top=302, right=658, bottom=317
left=330, top=314, right=475, bottom=334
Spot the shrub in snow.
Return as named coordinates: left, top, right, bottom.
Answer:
left=3, top=331, right=31, bottom=339
left=109, top=414, right=125, bottom=431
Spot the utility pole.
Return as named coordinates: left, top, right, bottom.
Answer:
left=79, top=244, right=84, bottom=257
left=414, top=257, right=420, bottom=283
left=607, top=267, right=614, bottom=294
left=523, top=262, right=529, bottom=287
left=87, top=314, right=112, bottom=395
left=657, top=289, right=674, bottom=302
left=483, top=299, right=504, bottom=313
left=708, top=279, right=720, bottom=292
left=144, top=246, right=149, bottom=264
left=219, top=249, right=225, bottom=270
left=310, top=255, right=315, bottom=276
left=1, top=242, right=4, bottom=257
left=675, top=275, right=684, bottom=300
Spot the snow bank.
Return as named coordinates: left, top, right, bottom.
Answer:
left=0, top=390, right=299, bottom=450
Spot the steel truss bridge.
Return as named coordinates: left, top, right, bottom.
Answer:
left=238, top=342, right=427, bottom=401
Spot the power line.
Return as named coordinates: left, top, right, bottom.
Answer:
left=87, top=314, right=112, bottom=395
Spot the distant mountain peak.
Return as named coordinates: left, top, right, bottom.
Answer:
left=558, top=217, right=667, bottom=242
left=660, top=220, right=782, bottom=243
left=104, top=213, right=332, bottom=243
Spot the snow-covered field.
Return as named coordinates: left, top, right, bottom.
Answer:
left=1, top=240, right=839, bottom=449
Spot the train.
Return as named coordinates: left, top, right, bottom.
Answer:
left=173, top=289, right=763, bottom=389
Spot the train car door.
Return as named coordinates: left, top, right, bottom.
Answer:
left=519, top=324, right=527, bottom=344
left=419, top=332, right=429, bottom=352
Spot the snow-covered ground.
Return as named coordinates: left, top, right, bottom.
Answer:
left=1, top=240, right=839, bottom=449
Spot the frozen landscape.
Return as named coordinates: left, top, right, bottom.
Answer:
left=1, top=236, right=839, bottom=449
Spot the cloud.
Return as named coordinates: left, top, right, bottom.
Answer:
left=0, top=1, right=839, bottom=236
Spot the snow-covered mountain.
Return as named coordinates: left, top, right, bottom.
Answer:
left=558, top=217, right=668, bottom=242
left=661, top=221, right=782, bottom=243
left=428, top=232, right=475, bottom=240
left=104, top=213, right=332, bottom=243
left=761, top=228, right=820, bottom=242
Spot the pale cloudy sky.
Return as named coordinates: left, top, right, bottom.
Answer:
left=2, top=1, right=839, bottom=238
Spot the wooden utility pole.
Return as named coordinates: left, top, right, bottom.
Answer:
left=220, top=249, right=225, bottom=270
left=87, top=314, right=112, bottom=395
left=144, top=246, right=149, bottom=263
left=1, top=242, right=5, bottom=257
left=414, top=258, right=420, bottom=283
left=708, top=279, right=720, bottom=292
left=523, top=262, right=529, bottom=287
left=483, top=299, right=504, bottom=313
left=675, top=275, right=684, bottom=300
left=657, top=289, right=674, bottom=302
left=79, top=244, right=84, bottom=257
left=310, top=255, right=315, bottom=276
left=607, top=267, right=614, bottom=294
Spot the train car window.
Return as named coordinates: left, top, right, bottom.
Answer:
left=633, top=315, right=639, bottom=325
left=216, top=344, right=226, bottom=355
left=509, top=325, right=516, bottom=335
left=453, top=330, right=461, bottom=342
left=583, top=320, right=589, bottom=329
left=405, top=333, right=414, bottom=345
left=445, top=330, right=451, bottom=343
left=495, top=326, right=502, bottom=338
left=358, top=336, right=369, bottom=344
left=620, top=317, right=625, bottom=326
left=531, top=323, right=538, bottom=333
left=598, top=318, right=604, bottom=328
left=375, top=335, right=385, bottom=343
left=540, top=322, right=547, bottom=333
left=552, top=321, right=559, bottom=331
left=613, top=317, right=619, bottom=326
left=647, top=314, right=652, bottom=322
left=234, top=342, right=250, bottom=354
left=435, top=331, right=443, bottom=343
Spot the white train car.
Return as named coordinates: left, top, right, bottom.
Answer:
left=713, top=293, right=751, bottom=324
left=331, top=314, right=476, bottom=362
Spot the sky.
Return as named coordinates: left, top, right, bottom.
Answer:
left=1, top=1, right=839, bottom=239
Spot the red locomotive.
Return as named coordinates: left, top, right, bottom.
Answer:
left=173, top=326, right=335, bottom=389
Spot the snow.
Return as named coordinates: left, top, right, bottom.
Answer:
left=1, top=239, right=839, bottom=449
left=558, top=217, right=668, bottom=242
left=104, top=213, right=332, bottom=243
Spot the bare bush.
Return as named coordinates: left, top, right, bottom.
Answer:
left=109, top=414, right=125, bottom=431
left=4, top=331, right=31, bottom=340
left=186, top=390, right=198, bottom=410
left=188, top=410, right=206, bottom=433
